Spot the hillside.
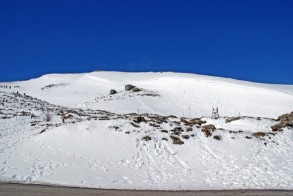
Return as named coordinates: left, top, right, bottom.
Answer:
left=0, top=71, right=293, bottom=190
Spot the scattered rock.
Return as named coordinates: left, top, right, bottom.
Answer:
left=201, top=124, right=215, bottom=137
left=186, top=127, right=193, bottom=132
left=39, top=129, right=46, bottom=134
left=181, top=117, right=205, bottom=126
left=171, top=127, right=183, bottom=135
left=99, top=116, right=110, bottom=120
left=142, top=135, right=151, bottom=141
left=130, top=122, right=140, bottom=128
left=252, top=132, right=266, bottom=138
left=109, top=126, right=120, bottom=130
left=132, top=87, right=141, bottom=92
left=148, top=115, right=167, bottom=123
left=213, top=135, right=221, bottom=140
left=182, top=135, right=190, bottom=139
left=202, top=124, right=216, bottom=131
left=167, top=115, right=177, bottom=119
left=170, top=136, right=184, bottom=145
left=149, top=123, right=160, bottom=128
left=109, top=89, right=117, bottom=95
left=226, top=116, right=241, bottom=123
left=133, top=116, right=146, bottom=124
left=125, top=84, right=135, bottom=91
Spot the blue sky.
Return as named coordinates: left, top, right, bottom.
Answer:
left=0, top=0, right=292, bottom=83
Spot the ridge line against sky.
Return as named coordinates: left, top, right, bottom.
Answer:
left=0, top=0, right=292, bottom=84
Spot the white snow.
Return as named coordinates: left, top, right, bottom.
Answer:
left=0, top=71, right=293, bottom=190
left=14, top=71, right=293, bottom=118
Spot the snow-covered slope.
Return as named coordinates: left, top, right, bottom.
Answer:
left=0, top=71, right=293, bottom=190
left=7, top=71, right=293, bottom=118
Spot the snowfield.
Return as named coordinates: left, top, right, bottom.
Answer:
left=0, top=71, right=293, bottom=190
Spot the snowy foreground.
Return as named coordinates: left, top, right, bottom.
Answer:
left=1, top=71, right=293, bottom=190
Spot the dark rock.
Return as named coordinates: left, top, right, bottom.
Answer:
left=99, top=116, right=110, bottom=120
left=132, top=87, right=141, bottom=92
left=161, top=130, right=168, bottom=133
left=171, top=127, right=183, bottom=135
left=170, top=136, right=184, bottom=145
left=109, top=89, right=117, bottom=95
left=186, top=127, right=193, bottom=132
left=172, top=126, right=183, bottom=132
left=274, top=111, right=293, bottom=131
left=149, top=123, right=160, bottom=128
left=271, top=122, right=291, bottom=131
left=226, top=116, right=241, bottom=123
left=133, top=116, right=146, bottom=124
left=182, top=135, right=190, bottom=139
left=181, top=117, right=205, bottom=126
left=213, top=135, right=221, bottom=140
left=202, top=124, right=216, bottom=131
left=167, top=115, right=177, bottom=119
left=277, top=113, right=292, bottom=121
left=130, top=122, right=140, bottom=128
left=142, top=135, right=151, bottom=141
left=201, top=124, right=215, bottom=137
left=252, top=132, right=266, bottom=137
left=125, top=84, right=135, bottom=91
left=148, top=115, right=168, bottom=123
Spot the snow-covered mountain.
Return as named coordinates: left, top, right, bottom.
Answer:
left=0, top=71, right=293, bottom=190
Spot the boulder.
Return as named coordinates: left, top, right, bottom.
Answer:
left=181, top=117, right=205, bottom=126
left=201, top=124, right=216, bottom=137
left=182, top=135, right=190, bottom=139
left=133, top=116, right=146, bottom=124
left=170, top=136, right=184, bottom=145
left=271, top=121, right=292, bottom=131
left=132, top=87, right=141, bottom=92
left=202, top=124, right=216, bottom=131
left=125, top=84, right=135, bottom=91
left=213, top=135, right=221, bottom=140
left=252, top=132, right=266, bottom=137
left=109, top=89, right=117, bottom=95
left=142, top=135, right=152, bottom=141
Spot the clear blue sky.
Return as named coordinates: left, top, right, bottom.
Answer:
left=0, top=0, right=292, bottom=84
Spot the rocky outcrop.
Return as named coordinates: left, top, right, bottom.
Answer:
left=271, top=111, right=293, bottom=131
left=202, top=124, right=216, bottom=137
left=133, top=116, right=146, bottom=124
left=180, top=117, right=205, bottom=126
left=125, top=84, right=135, bottom=91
